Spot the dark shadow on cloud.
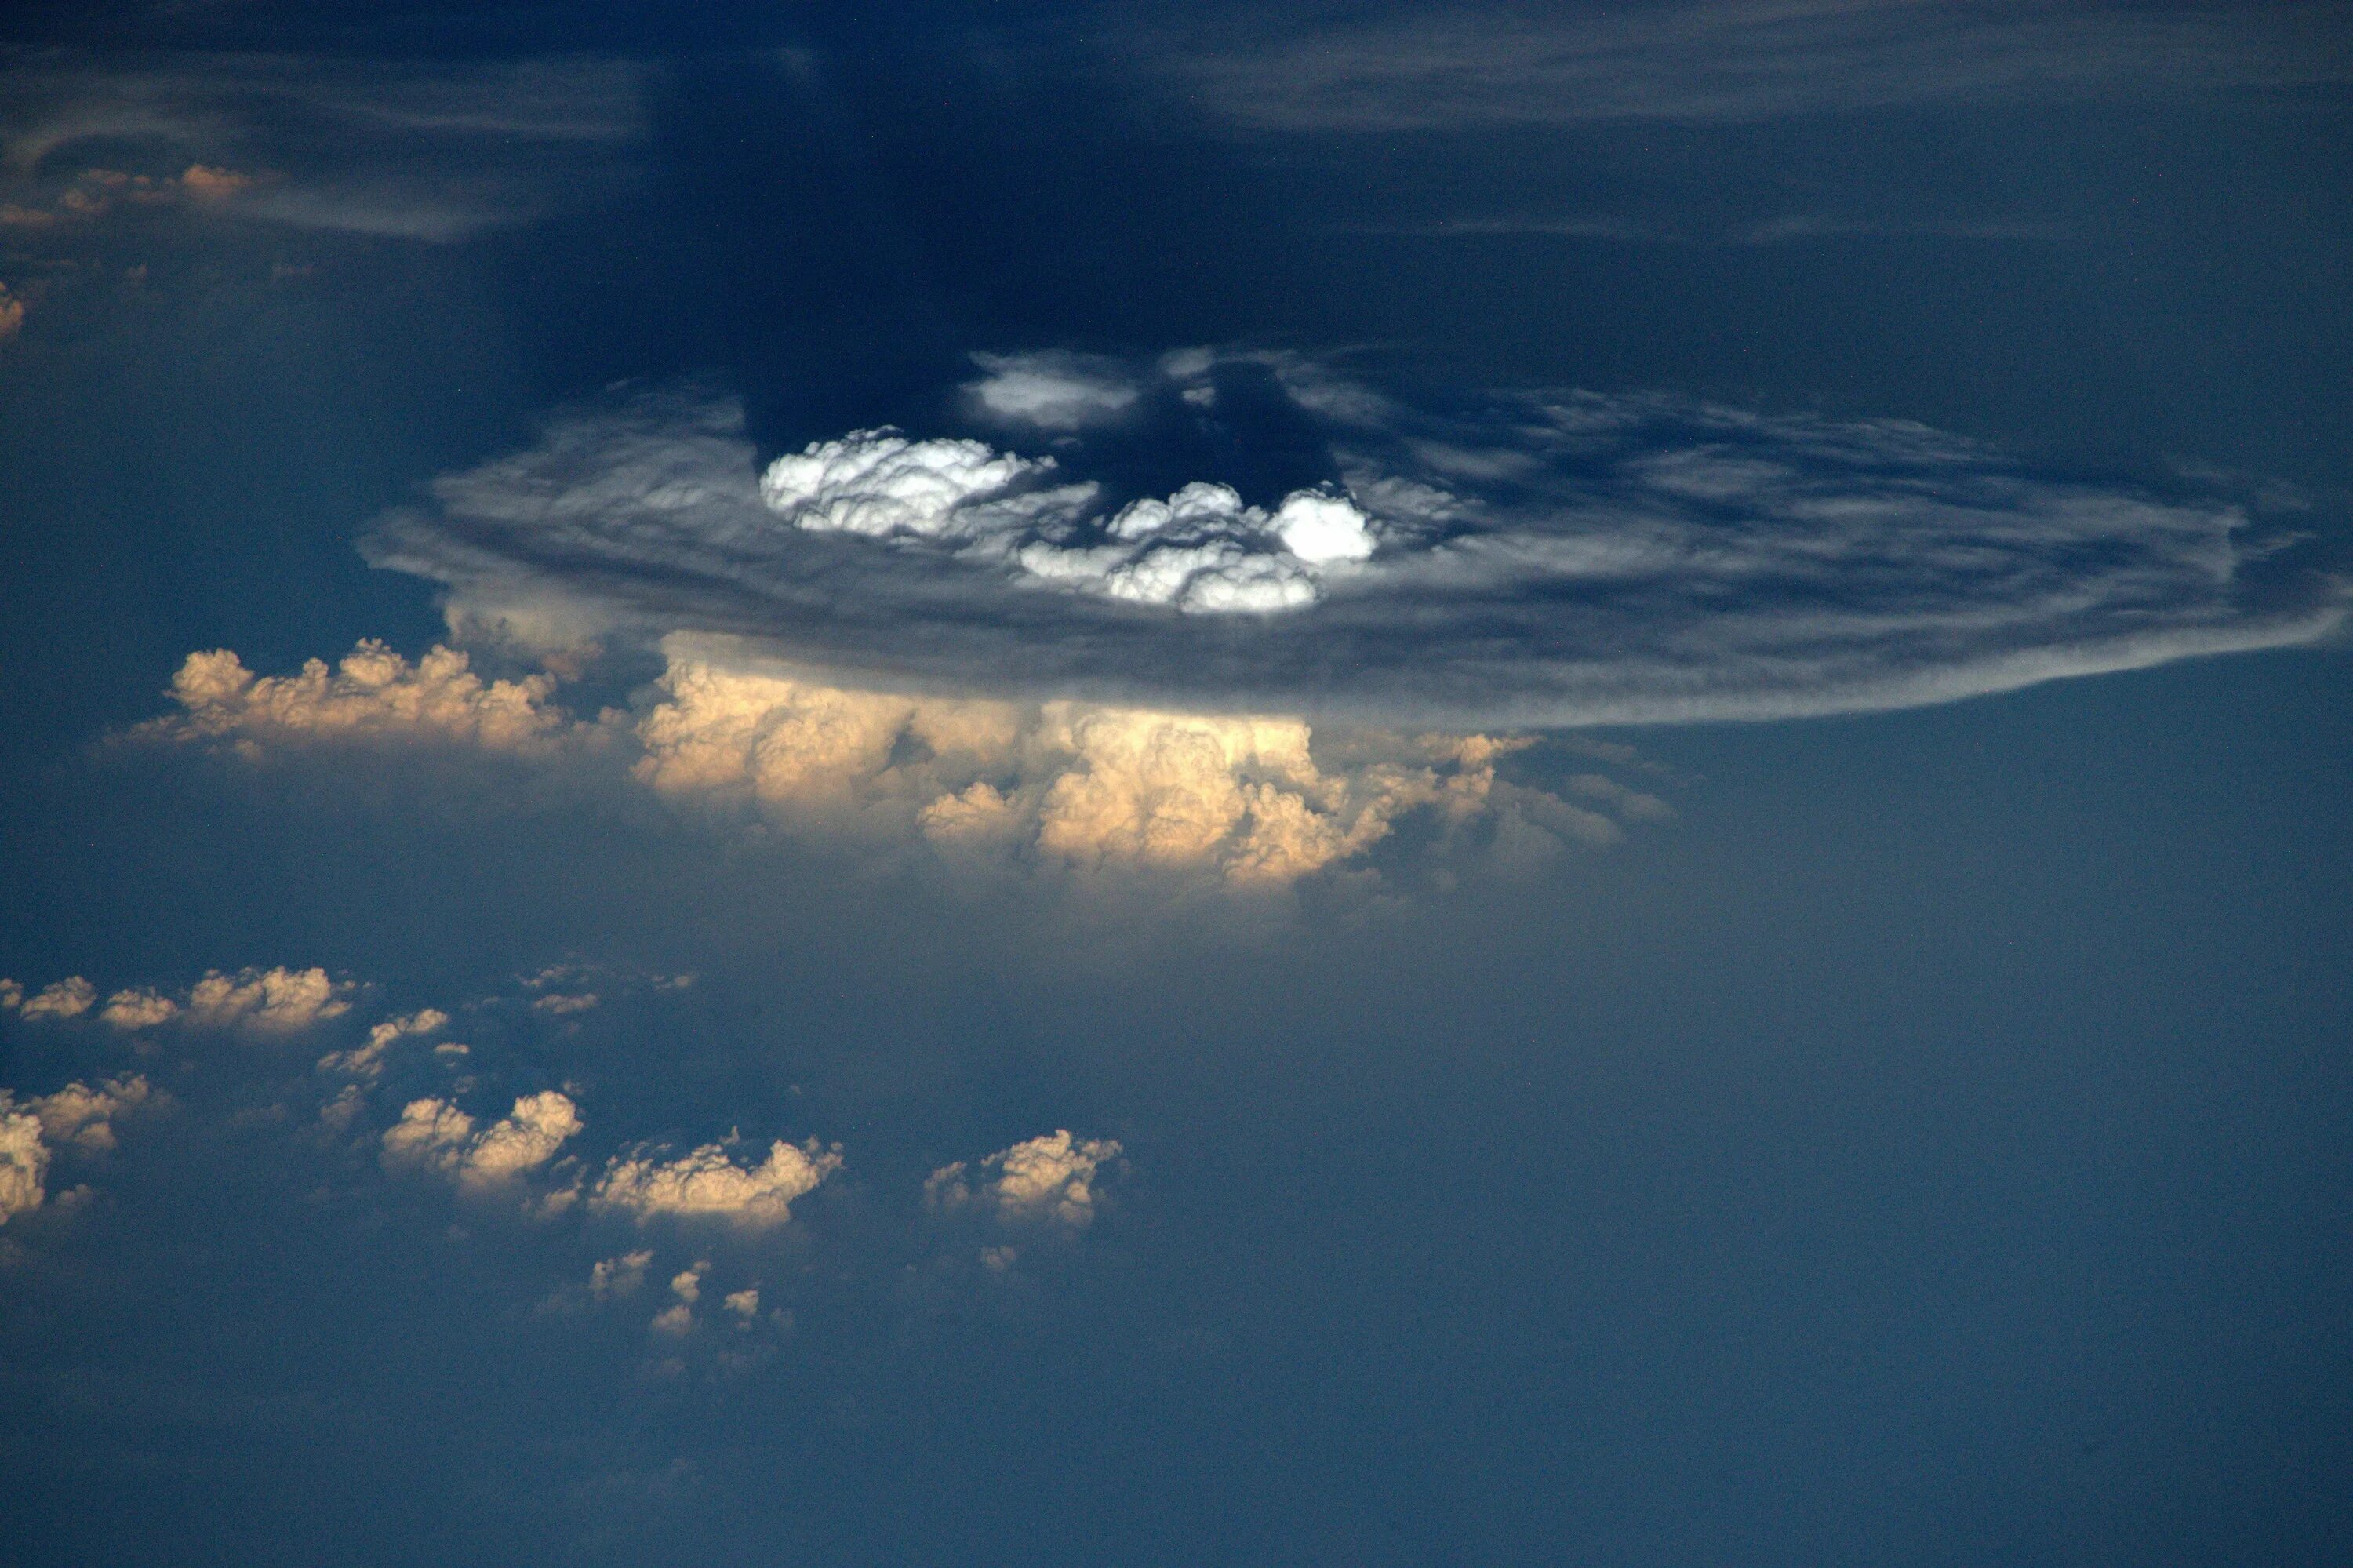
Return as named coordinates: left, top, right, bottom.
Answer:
left=364, top=352, right=2346, bottom=728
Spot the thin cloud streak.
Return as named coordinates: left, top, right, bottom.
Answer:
left=1152, top=1, right=2353, bottom=132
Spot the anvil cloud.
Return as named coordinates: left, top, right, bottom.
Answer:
left=365, top=351, right=2343, bottom=729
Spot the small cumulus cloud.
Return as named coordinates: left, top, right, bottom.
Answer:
left=0, top=1101, right=49, bottom=1224
left=19, top=977, right=96, bottom=1020
left=187, top=967, right=355, bottom=1035
left=8, top=967, right=355, bottom=1037
left=0, top=1077, right=157, bottom=1222
left=144, top=641, right=577, bottom=753
left=591, top=1135, right=840, bottom=1226
left=381, top=1090, right=583, bottom=1192
left=25, top=1075, right=156, bottom=1153
left=99, top=988, right=180, bottom=1030
left=589, top=1248, right=653, bottom=1298
left=318, top=1008, right=451, bottom=1080
left=927, top=1130, right=1123, bottom=1229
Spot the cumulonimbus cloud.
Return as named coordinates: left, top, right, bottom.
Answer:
left=365, top=351, right=2344, bottom=730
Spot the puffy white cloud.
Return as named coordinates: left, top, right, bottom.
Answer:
left=966, top=351, right=1142, bottom=429
left=187, top=967, right=354, bottom=1035
left=760, top=428, right=1056, bottom=540
left=148, top=641, right=573, bottom=751
left=99, top=988, right=180, bottom=1030
left=363, top=365, right=2344, bottom=729
left=0, top=1100, right=51, bottom=1223
left=0, top=979, right=20, bottom=1010
left=381, top=1090, right=582, bottom=1190
left=927, top=1130, right=1123, bottom=1229
left=722, top=1286, right=760, bottom=1320
left=18, top=977, right=96, bottom=1020
left=591, top=1136, right=839, bottom=1226
left=24, top=1075, right=155, bottom=1153
left=759, top=428, right=1375, bottom=613
left=318, top=1008, right=451, bottom=1079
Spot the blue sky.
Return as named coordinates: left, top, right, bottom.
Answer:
left=2, top=5, right=2350, bottom=1563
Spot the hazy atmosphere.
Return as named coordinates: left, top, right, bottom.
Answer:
left=3, top=3, right=2350, bottom=1563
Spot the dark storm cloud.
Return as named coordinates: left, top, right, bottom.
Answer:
left=364, top=352, right=2345, bottom=729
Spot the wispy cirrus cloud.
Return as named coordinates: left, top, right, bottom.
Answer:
left=1150, top=1, right=2353, bottom=133
left=0, top=50, right=646, bottom=241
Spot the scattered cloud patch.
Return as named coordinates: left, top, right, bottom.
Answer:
left=24, top=1076, right=155, bottom=1154
left=19, top=977, right=96, bottom=1021
left=590, top=1249, right=653, bottom=1298
left=187, top=966, right=354, bottom=1035
left=146, top=641, right=574, bottom=752
left=381, top=1090, right=583, bottom=1191
left=0, top=1101, right=48, bottom=1223
left=928, top=1130, right=1123, bottom=1229
left=591, top=1136, right=840, bottom=1226
left=318, top=1008, right=451, bottom=1080
left=100, top=988, right=180, bottom=1030
left=0, top=1078, right=156, bottom=1222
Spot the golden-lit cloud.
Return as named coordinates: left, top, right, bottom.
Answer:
left=926, top=1130, right=1123, bottom=1229
left=145, top=636, right=1638, bottom=889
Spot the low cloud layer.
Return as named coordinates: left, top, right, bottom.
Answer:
left=367, top=352, right=2344, bottom=729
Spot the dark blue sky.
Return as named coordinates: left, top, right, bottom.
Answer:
left=2, top=5, right=2349, bottom=1564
